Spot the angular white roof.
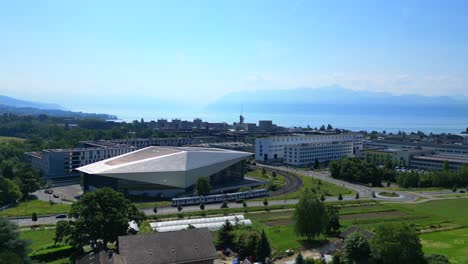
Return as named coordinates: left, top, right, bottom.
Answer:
left=76, top=146, right=252, bottom=175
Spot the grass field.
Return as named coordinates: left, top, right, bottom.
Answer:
left=268, top=174, right=353, bottom=201
left=420, top=228, right=468, bottom=264
left=242, top=199, right=468, bottom=263
left=0, top=200, right=70, bottom=218
left=0, top=136, right=25, bottom=143
left=20, top=228, right=56, bottom=251
left=246, top=169, right=285, bottom=189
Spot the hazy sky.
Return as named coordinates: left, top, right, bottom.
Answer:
left=1, top=0, right=467, bottom=111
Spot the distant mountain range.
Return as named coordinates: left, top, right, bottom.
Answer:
left=0, top=95, right=117, bottom=120
left=207, top=86, right=468, bottom=117
left=0, top=95, right=65, bottom=110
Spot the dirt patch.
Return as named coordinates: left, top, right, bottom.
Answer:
left=265, top=219, right=294, bottom=227
left=340, top=211, right=406, bottom=221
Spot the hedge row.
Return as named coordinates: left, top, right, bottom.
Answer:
left=30, top=245, right=73, bottom=262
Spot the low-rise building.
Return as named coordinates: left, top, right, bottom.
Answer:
left=410, top=154, right=468, bottom=171
left=25, top=137, right=192, bottom=186
left=77, top=146, right=252, bottom=198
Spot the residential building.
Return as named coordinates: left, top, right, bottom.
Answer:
left=258, top=120, right=273, bottom=131
left=255, top=133, right=363, bottom=162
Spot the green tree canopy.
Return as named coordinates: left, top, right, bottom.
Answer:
left=256, top=230, right=271, bottom=263
left=217, top=220, right=234, bottom=249
left=0, top=177, right=21, bottom=205
left=0, top=218, right=32, bottom=264
left=195, top=177, right=211, bottom=196
left=370, top=223, right=425, bottom=264
left=326, top=206, right=340, bottom=234
left=344, top=232, right=371, bottom=263
left=55, top=188, right=145, bottom=251
left=294, top=189, right=328, bottom=241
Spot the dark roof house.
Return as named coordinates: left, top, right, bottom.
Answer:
left=76, top=228, right=218, bottom=264
left=118, top=228, right=218, bottom=264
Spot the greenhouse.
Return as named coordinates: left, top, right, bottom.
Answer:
left=150, top=215, right=245, bottom=228
left=153, top=219, right=253, bottom=232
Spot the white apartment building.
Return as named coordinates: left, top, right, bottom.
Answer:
left=255, top=133, right=363, bottom=162
left=284, top=142, right=354, bottom=166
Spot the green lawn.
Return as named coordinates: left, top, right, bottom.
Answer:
left=420, top=228, right=468, bottom=264
left=389, top=199, right=468, bottom=226
left=270, top=174, right=353, bottom=200
left=0, top=200, right=70, bottom=218
left=246, top=169, right=285, bottom=189
left=20, top=228, right=56, bottom=251
left=134, top=200, right=171, bottom=209
left=0, top=136, right=25, bottom=143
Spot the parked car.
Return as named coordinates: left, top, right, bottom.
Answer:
left=53, top=194, right=59, bottom=198
left=55, top=214, right=67, bottom=219
left=44, top=189, right=53, bottom=194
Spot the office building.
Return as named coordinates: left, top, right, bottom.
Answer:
left=255, top=133, right=363, bottom=162
left=284, top=142, right=354, bottom=166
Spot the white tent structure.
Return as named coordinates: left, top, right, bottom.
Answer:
left=154, top=219, right=253, bottom=232
left=149, top=215, right=252, bottom=232
left=150, top=215, right=245, bottom=228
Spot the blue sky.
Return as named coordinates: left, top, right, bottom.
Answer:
left=0, top=0, right=467, bottom=112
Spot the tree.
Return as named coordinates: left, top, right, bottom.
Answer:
left=256, top=230, right=271, bottom=263
left=263, top=198, right=268, bottom=206
left=31, top=212, right=38, bottom=222
left=326, top=206, right=340, bottom=234
left=355, top=192, right=360, bottom=199
left=54, top=188, right=145, bottom=251
left=153, top=207, right=158, bottom=214
left=443, top=160, right=450, bottom=171
left=17, top=169, right=41, bottom=199
left=0, top=177, right=21, bottom=205
left=187, top=224, right=195, bottom=229
left=296, top=252, right=305, bottom=264
left=313, top=158, right=320, bottom=170
left=294, top=189, right=328, bottom=241
left=200, top=203, right=205, bottom=210
left=242, top=201, right=247, bottom=208
left=195, top=177, right=211, bottom=196
left=338, top=193, right=343, bottom=201
left=370, top=223, right=425, bottom=264
left=344, top=232, right=371, bottom=263
left=0, top=218, right=32, bottom=264
left=262, top=168, right=267, bottom=176
left=320, top=194, right=326, bottom=202
left=177, top=205, right=183, bottom=212
left=221, top=201, right=228, bottom=209
left=327, top=124, right=333, bottom=130
left=272, top=171, right=277, bottom=178
left=217, top=220, right=234, bottom=249
left=320, top=125, right=326, bottom=131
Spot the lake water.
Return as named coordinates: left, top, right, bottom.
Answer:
left=110, top=109, right=467, bottom=134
